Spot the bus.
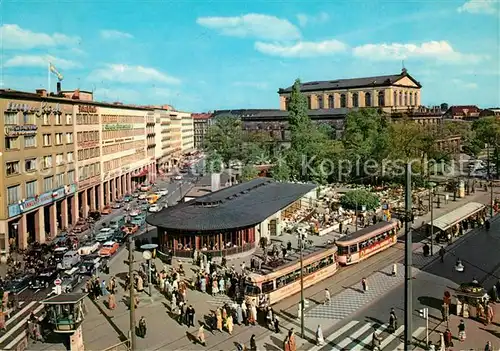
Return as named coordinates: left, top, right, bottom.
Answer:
left=244, top=244, right=338, bottom=308
left=336, top=219, right=401, bottom=266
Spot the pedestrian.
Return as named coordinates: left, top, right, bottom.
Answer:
left=250, top=334, right=257, bottom=351
left=108, top=293, right=116, bottom=310
left=316, top=324, right=324, bottom=346
left=274, top=315, right=281, bottom=333
left=439, top=246, right=445, bottom=262
left=485, top=341, right=493, bottom=351
left=187, top=305, right=196, bottom=327
left=444, top=329, right=453, bottom=347
left=441, top=303, right=449, bottom=322
left=361, top=278, right=368, bottom=292
left=372, top=326, right=382, bottom=351
left=389, top=308, right=397, bottom=333
left=216, top=308, right=223, bottom=332
left=226, top=315, right=234, bottom=335
left=458, top=320, right=466, bottom=342
left=392, top=263, right=397, bottom=276
left=138, top=316, right=147, bottom=338
left=266, top=307, right=273, bottom=330
left=487, top=303, right=494, bottom=325
left=197, top=325, right=206, bottom=346
left=236, top=303, right=243, bottom=325
left=324, top=288, right=331, bottom=304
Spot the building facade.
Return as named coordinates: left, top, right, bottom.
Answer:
left=0, top=88, right=158, bottom=255
left=192, top=113, right=213, bottom=149
left=278, top=69, right=422, bottom=113
left=180, top=112, right=194, bottom=154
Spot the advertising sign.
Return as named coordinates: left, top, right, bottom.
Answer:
left=4, top=125, right=37, bottom=137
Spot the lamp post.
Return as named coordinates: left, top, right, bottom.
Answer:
left=404, top=163, right=413, bottom=348
left=355, top=200, right=358, bottom=231
left=141, top=244, right=158, bottom=298
left=429, top=182, right=436, bottom=256
left=297, top=227, right=305, bottom=339
left=491, top=180, right=494, bottom=218
left=127, top=237, right=137, bottom=351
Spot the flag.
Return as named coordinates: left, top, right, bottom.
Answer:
left=49, top=63, right=63, bottom=81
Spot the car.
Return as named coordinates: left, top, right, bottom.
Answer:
left=156, top=189, right=169, bottom=196
left=53, top=247, right=69, bottom=263
left=95, top=228, right=115, bottom=242
left=79, top=255, right=102, bottom=276
left=88, top=211, right=101, bottom=221
left=148, top=204, right=161, bottom=213
left=101, top=206, right=112, bottom=215
left=72, top=219, right=90, bottom=233
left=78, top=241, right=101, bottom=256
left=5, top=275, right=32, bottom=294
left=60, top=267, right=82, bottom=293
left=129, top=209, right=141, bottom=217
left=111, top=202, right=122, bottom=209
left=174, top=175, right=182, bottom=180
left=138, top=194, right=147, bottom=200
left=30, top=268, right=58, bottom=289
left=124, top=195, right=133, bottom=202
left=140, top=185, right=152, bottom=192
left=122, top=223, right=139, bottom=235
left=99, top=241, right=119, bottom=257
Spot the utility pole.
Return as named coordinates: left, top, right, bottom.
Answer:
left=429, top=183, right=434, bottom=256
left=404, top=163, right=413, bottom=348
left=491, top=180, right=494, bottom=218
left=299, top=229, right=305, bottom=339
left=128, top=238, right=137, bottom=351
left=355, top=200, right=358, bottom=231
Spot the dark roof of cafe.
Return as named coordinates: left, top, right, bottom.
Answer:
left=43, top=293, right=88, bottom=305
left=278, top=71, right=422, bottom=93
left=147, top=177, right=316, bottom=231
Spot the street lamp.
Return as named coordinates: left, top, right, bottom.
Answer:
left=141, top=243, right=158, bottom=297
left=428, top=182, right=436, bottom=256
left=297, top=227, right=306, bottom=339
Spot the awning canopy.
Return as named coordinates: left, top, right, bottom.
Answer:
left=428, top=202, right=486, bottom=231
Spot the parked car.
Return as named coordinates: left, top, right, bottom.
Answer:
left=4, top=275, right=32, bottom=294
left=174, top=175, right=182, bottom=180
left=148, top=204, right=161, bottom=213
left=60, top=267, right=82, bottom=293
left=101, top=206, right=112, bottom=215
left=140, top=185, right=152, bottom=192
left=129, top=209, right=141, bottom=217
left=138, top=194, right=147, bottom=200
left=123, top=195, right=133, bottom=202
left=60, top=250, right=81, bottom=270
left=156, top=189, right=169, bottom=196
left=78, top=255, right=102, bottom=276
left=53, top=247, right=68, bottom=263
left=88, top=211, right=102, bottom=221
left=111, top=202, right=122, bottom=209
left=122, top=223, right=139, bottom=235
left=99, top=241, right=119, bottom=257
left=72, top=219, right=90, bottom=233
left=96, top=228, right=115, bottom=242
left=30, top=268, right=58, bottom=289
left=78, top=241, right=101, bottom=256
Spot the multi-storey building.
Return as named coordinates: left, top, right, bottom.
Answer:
left=0, top=88, right=157, bottom=255
left=192, top=113, right=213, bottom=149
left=180, top=112, right=194, bottom=154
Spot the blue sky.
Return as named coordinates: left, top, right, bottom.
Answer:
left=0, top=0, right=499, bottom=112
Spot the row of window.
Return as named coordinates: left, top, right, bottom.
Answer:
left=102, top=129, right=144, bottom=140
left=77, top=131, right=100, bottom=143
left=337, top=229, right=396, bottom=255
left=103, top=141, right=144, bottom=156
left=78, top=162, right=101, bottom=181
left=77, top=147, right=100, bottom=161
left=6, top=153, right=75, bottom=176
left=103, top=150, right=147, bottom=173
left=101, top=114, right=145, bottom=124
left=76, top=114, right=99, bottom=125
left=4, top=112, right=73, bottom=126
left=5, top=133, right=73, bottom=151
left=6, top=170, right=75, bottom=204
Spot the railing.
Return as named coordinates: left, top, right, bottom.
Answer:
left=168, top=242, right=256, bottom=258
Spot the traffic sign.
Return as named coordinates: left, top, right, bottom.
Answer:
left=54, top=278, right=62, bottom=286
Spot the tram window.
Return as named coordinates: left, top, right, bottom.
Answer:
left=262, top=281, right=274, bottom=294
left=349, top=245, right=358, bottom=253
left=338, top=246, right=349, bottom=255
left=245, top=284, right=261, bottom=296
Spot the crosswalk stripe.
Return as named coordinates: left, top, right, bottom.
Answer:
left=4, top=330, right=26, bottom=350
left=0, top=304, right=44, bottom=344
left=5, top=301, right=37, bottom=327
left=394, top=327, right=426, bottom=350
left=380, top=325, right=404, bottom=349
left=331, top=323, right=373, bottom=351
left=351, top=323, right=389, bottom=351
left=309, top=320, right=359, bottom=351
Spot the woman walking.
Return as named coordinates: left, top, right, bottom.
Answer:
left=197, top=325, right=206, bottom=346
left=458, top=320, right=466, bottom=342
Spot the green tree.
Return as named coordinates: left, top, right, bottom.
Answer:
left=340, top=189, right=380, bottom=211
left=240, top=164, right=259, bottom=181
left=472, top=117, right=500, bottom=178
left=204, top=151, right=223, bottom=173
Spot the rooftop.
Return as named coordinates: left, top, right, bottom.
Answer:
left=213, top=108, right=352, bottom=121
left=147, top=177, right=316, bottom=231
left=43, top=293, right=88, bottom=305
left=278, top=70, right=422, bottom=93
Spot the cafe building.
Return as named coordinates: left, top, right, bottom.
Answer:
left=147, top=177, right=316, bottom=259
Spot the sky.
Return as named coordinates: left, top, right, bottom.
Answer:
left=0, top=0, right=499, bottom=112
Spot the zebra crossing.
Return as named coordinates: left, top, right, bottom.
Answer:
left=0, top=300, right=45, bottom=350
left=205, top=294, right=235, bottom=307
left=311, top=319, right=426, bottom=351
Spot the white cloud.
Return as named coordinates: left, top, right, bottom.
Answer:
left=451, top=79, right=478, bottom=89
left=100, top=29, right=134, bottom=39
left=0, top=24, right=80, bottom=50
left=196, top=14, right=301, bottom=40
left=296, top=12, right=330, bottom=27
left=255, top=39, right=347, bottom=58
left=352, top=41, right=486, bottom=64
left=232, top=81, right=268, bottom=89
left=4, top=55, right=81, bottom=69
left=457, top=0, right=499, bottom=15
left=88, top=64, right=181, bottom=84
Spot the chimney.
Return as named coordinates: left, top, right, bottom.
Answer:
left=211, top=173, right=221, bottom=192
left=36, top=89, right=47, bottom=97
left=57, top=82, right=61, bottom=94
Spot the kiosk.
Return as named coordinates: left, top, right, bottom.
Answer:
left=454, top=282, right=489, bottom=318
left=43, top=293, right=88, bottom=351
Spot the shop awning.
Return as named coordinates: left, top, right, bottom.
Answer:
left=428, top=202, right=486, bottom=231
left=132, top=169, right=148, bottom=178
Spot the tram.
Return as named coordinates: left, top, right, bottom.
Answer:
left=336, top=219, right=401, bottom=266
left=244, top=245, right=338, bottom=307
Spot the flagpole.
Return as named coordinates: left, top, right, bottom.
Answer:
left=48, top=62, right=51, bottom=93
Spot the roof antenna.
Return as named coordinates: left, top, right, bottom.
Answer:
left=402, top=60, right=407, bottom=74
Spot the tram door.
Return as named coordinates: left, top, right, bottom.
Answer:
left=269, top=220, right=277, bottom=236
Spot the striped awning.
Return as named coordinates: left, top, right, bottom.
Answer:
left=428, top=202, right=486, bottom=231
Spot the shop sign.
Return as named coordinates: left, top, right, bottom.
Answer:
left=5, top=125, right=38, bottom=137
left=78, top=176, right=100, bottom=189
left=77, top=140, right=99, bottom=148
left=78, top=105, right=98, bottom=114
left=103, top=124, right=132, bottom=131
left=6, top=102, right=37, bottom=112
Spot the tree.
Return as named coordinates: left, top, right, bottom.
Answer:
left=287, top=79, right=310, bottom=132
left=340, top=189, right=380, bottom=211
left=204, top=151, right=223, bottom=173
left=440, top=103, right=449, bottom=112
left=240, top=165, right=259, bottom=182
left=472, top=117, right=500, bottom=178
